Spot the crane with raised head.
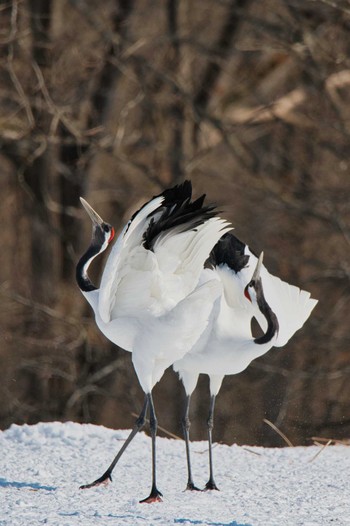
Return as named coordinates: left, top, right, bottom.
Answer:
left=76, top=181, right=231, bottom=502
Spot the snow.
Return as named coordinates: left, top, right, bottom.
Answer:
left=1, top=422, right=349, bottom=526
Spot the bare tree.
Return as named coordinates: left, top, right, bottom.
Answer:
left=0, top=0, right=349, bottom=446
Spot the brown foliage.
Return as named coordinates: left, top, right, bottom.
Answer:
left=0, top=0, right=349, bottom=446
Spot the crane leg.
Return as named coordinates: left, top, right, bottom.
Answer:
left=80, top=395, right=149, bottom=489
left=139, top=392, right=163, bottom=503
left=182, top=395, right=201, bottom=491
left=205, top=395, right=219, bottom=491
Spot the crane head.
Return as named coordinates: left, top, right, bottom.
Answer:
left=244, top=252, right=264, bottom=303
left=80, top=197, right=115, bottom=250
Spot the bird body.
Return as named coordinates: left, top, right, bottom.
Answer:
left=76, top=181, right=231, bottom=501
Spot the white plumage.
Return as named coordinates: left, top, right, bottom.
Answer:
left=76, top=181, right=231, bottom=502
left=173, top=233, right=318, bottom=491
left=76, top=183, right=317, bottom=498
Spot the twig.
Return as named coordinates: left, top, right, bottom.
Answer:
left=263, top=418, right=294, bottom=447
left=6, top=0, right=35, bottom=128
left=131, top=412, right=182, bottom=440
left=242, top=447, right=262, bottom=456
left=309, top=0, right=350, bottom=17
left=252, top=361, right=350, bottom=381
left=31, top=60, right=83, bottom=141
left=309, top=439, right=332, bottom=463
left=0, top=284, right=82, bottom=327
left=194, top=442, right=221, bottom=454
left=312, top=436, right=350, bottom=446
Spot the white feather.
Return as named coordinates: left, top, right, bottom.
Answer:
left=173, top=244, right=318, bottom=397
left=81, top=189, right=233, bottom=393
left=98, top=196, right=164, bottom=323
left=101, top=216, right=232, bottom=324
left=77, top=185, right=233, bottom=497
left=244, top=249, right=318, bottom=346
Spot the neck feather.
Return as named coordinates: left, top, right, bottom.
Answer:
left=253, top=281, right=279, bottom=345
left=76, top=245, right=100, bottom=292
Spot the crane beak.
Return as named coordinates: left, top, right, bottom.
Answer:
left=251, top=251, right=264, bottom=281
left=80, top=197, right=104, bottom=226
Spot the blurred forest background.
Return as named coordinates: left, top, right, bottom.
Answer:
left=0, top=0, right=349, bottom=448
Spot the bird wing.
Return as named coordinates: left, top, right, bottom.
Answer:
left=98, top=195, right=164, bottom=323
left=108, top=215, right=231, bottom=321
left=151, top=217, right=232, bottom=306
left=257, top=265, right=318, bottom=346
left=209, top=233, right=317, bottom=346
left=99, top=183, right=231, bottom=324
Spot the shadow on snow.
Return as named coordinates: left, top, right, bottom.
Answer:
left=0, top=478, right=56, bottom=491
left=174, top=519, right=251, bottom=526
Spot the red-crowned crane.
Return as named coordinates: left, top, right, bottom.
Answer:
left=173, top=233, right=318, bottom=491
left=76, top=181, right=231, bottom=502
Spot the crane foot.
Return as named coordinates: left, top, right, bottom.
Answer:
left=204, top=479, right=219, bottom=491
left=139, top=487, right=163, bottom=503
left=79, top=472, right=112, bottom=489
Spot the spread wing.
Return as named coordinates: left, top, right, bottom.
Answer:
left=209, top=233, right=317, bottom=346
left=98, top=195, right=164, bottom=323
left=98, top=182, right=231, bottom=323
left=256, top=264, right=318, bottom=346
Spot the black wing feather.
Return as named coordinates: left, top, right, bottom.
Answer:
left=143, top=181, right=217, bottom=251
left=207, top=232, right=249, bottom=273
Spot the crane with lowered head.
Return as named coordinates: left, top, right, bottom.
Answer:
left=173, top=233, right=318, bottom=491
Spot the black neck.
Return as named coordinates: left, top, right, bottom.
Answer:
left=254, top=281, right=279, bottom=345
left=76, top=244, right=100, bottom=292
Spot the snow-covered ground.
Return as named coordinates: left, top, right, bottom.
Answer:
left=1, top=422, right=349, bottom=526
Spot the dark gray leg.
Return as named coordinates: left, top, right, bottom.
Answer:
left=205, top=395, right=219, bottom=491
left=139, top=393, right=163, bottom=503
left=182, top=395, right=201, bottom=491
left=80, top=395, right=149, bottom=489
